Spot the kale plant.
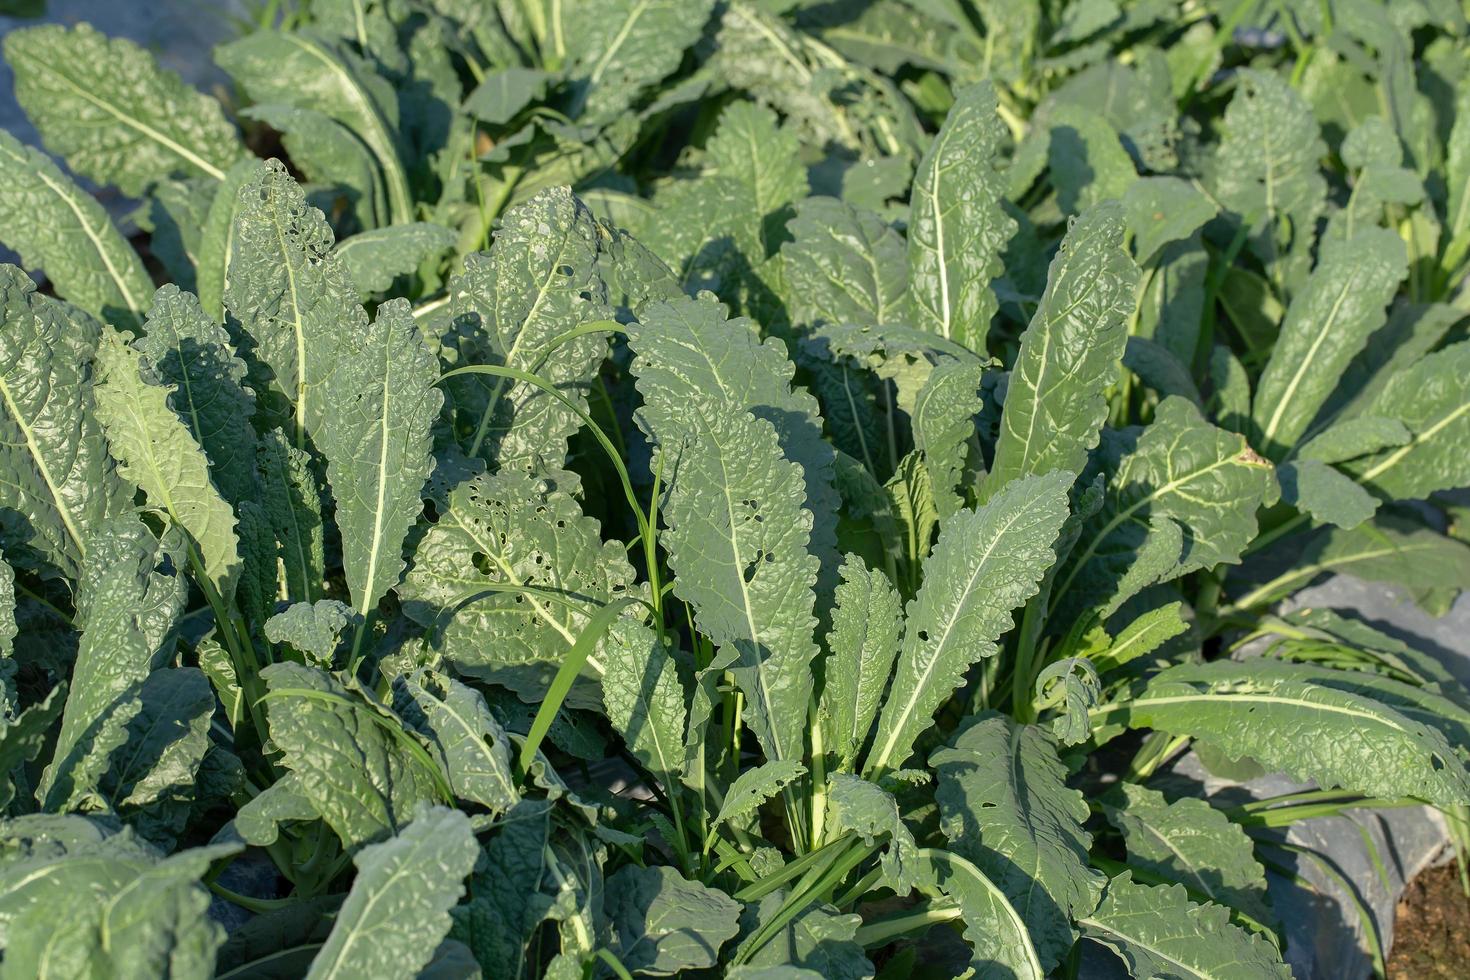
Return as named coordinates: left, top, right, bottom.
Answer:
left=0, top=1, right=1468, bottom=977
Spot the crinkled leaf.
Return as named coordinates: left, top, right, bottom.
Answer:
left=913, top=848, right=1043, bottom=980
left=0, top=133, right=151, bottom=327
left=713, top=760, right=806, bottom=835
left=866, top=470, right=1070, bottom=776
left=0, top=268, right=130, bottom=579
left=906, top=81, right=1014, bottom=352
left=563, top=0, right=717, bottom=126
left=912, top=359, right=986, bottom=519
left=265, top=599, right=358, bottom=667
left=306, top=806, right=478, bottom=980
left=1105, top=660, right=1470, bottom=806
left=932, top=712, right=1104, bottom=971
left=396, top=669, right=518, bottom=815
left=1079, top=873, right=1290, bottom=979
left=317, top=297, right=441, bottom=621
left=818, top=556, right=903, bottom=773
left=93, top=327, right=241, bottom=599
left=782, top=196, right=908, bottom=329
left=260, top=662, right=441, bottom=849
left=986, top=201, right=1138, bottom=496
left=3, top=23, right=243, bottom=195
left=336, top=223, right=458, bottom=297
left=605, top=865, right=741, bottom=975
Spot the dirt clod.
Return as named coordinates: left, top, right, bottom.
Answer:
left=1387, top=861, right=1470, bottom=979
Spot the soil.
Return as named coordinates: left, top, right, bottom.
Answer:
left=1387, top=861, right=1470, bottom=979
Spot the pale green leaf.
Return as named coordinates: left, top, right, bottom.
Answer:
left=986, top=201, right=1138, bottom=496
left=912, top=358, right=986, bottom=519
left=736, top=894, right=872, bottom=979
left=1048, top=104, right=1137, bottom=215
left=713, top=760, right=806, bottom=835
left=93, top=327, right=241, bottom=599
left=1297, top=415, right=1411, bottom=464
left=1278, top=459, right=1379, bottom=528
left=1078, top=873, right=1290, bottom=979
left=824, top=774, right=919, bottom=890
left=258, top=427, right=326, bottom=604
left=866, top=470, right=1070, bottom=776
left=1251, top=229, right=1407, bottom=457
left=906, top=81, right=1014, bottom=352
left=317, top=297, right=441, bottom=621
left=241, top=103, right=388, bottom=229
left=1101, top=660, right=1470, bottom=806
left=396, top=669, right=519, bottom=815
left=602, top=625, right=688, bottom=799
left=306, top=806, right=478, bottom=980
left=818, top=556, right=903, bottom=773
left=265, top=599, right=358, bottom=667
left=0, top=132, right=151, bottom=327
left=0, top=268, right=131, bottom=580
left=1090, top=602, right=1189, bottom=674
left=3, top=23, right=243, bottom=195
left=401, top=467, right=636, bottom=694
left=782, top=196, right=909, bottom=328
left=563, top=0, right=717, bottom=125
left=195, top=158, right=259, bottom=321
left=1123, top=177, right=1217, bottom=265
left=707, top=102, right=808, bottom=256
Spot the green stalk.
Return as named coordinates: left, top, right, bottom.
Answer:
left=853, top=903, right=962, bottom=948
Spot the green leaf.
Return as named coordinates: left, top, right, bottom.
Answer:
left=1212, top=69, right=1326, bottom=283
left=195, top=157, right=259, bottom=321
left=1103, top=660, right=1470, bottom=806
left=1104, top=783, right=1272, bottom=926
left=985, top=201, right=1139, bottom=496
left=1297, top=415, right=1411, bottom=465
left=103, top=667, right=215, bottom=850
left=3, top=23, right=243, bottom=195
left=463, top=66, right=552, bottom=125
left=0, top=835, right=237, bottom=979
left=736, top=894, right=872, bottom=979
left=0, top=132, right=152, bottom=327
left=335, top=223, right=458, bottom=297
left=1047, top=104, right=1137, bottom=215
left=232, top=771, right=317, bottom=846
left=605, top=865, right=742, bottom=975
left=906, top=81, right=1014, bottom=352
left=260, top=662, right=442, bottom=849
left=1089, top=602, right=1189, bottom=674
left=226, top=159, right=363, bottom=442
left=1123, top=177, right=1217, bottom=265
left=317, top=296, right=441, bottom=623
left=1251, top=230, right=1407, bottom=457
left=706, top=102, right=809, bottom=257
left=135, top=284, right=258, bottom=505
left=449, top=799, right=553, bottom=978
left=782, top=196, right=909, bottom=328
left=1123, top=335, right=1203, bottom=407
left=913, top=848, right=1043, bottom=980
left=445, top=187, right=612, bottom=472
left=1079, top=873, right=1290, bottom=979
left=40, top=515, right=186, bottom=811
left=241, top=103, right=388, bottom=229
left=258, top=427, right=327, bottom=603
left=712, top=760, right=807, bottom=836
left=1441, top=82, right=1470, bottom=271
left=824, top=774, right=919, bottom=889
left=866, top=470, right=1071, bottom=776
left=215, top=30, right=411, bottom=224
left=1341, top=341, right=1470, bottom=501
left=265, top=599, right=358, bottom=667
left=395, top=669, right=519, bottom=815
left=563, top=0, right=717, bottom=125
left=602, top=625, right=688, bottom=800
left=0, top=268, right=131, bottom=580
left=912, top=358, right=986, bottom=519
left=1234, top=513, right=1470, bottom=612
left=931, top=712, right=1103, bottom=971
left=1055, top=397, right=1275, bottom=615
left=818, top=556, right=903, bottom=773
left=629, top=294, right=840, bottom=600
left=401, top=468, right=636, bottom=695
left=1277, top=459, right=1378, bottom=528
left=93, top=326, right=242, bottom=599
left=0, top=683, right=65, bottom=810
left=306, top=806, right=479, bottom=980
left=629, top=305, right=822, bottom=765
